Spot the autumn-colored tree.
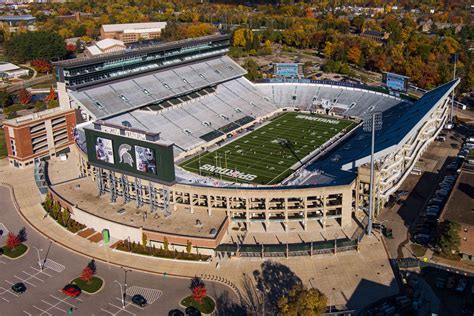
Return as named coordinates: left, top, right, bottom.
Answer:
left=6, top=232, right=20, bottom=250
left=18, top=88, right=32, bottom=105
left=31, top=59, right=52, bottom=74
left=277, top=285, right=327, bottom=316
left=186, top=240, right=192, bottom=254
left=347, top=46, right=362, bottom=65
left=65, top=42, right=76, bottom=53
left=163, top=237, right=169, bottom=253
left=80, top=266, right=94, bottom=283
left=45, top=86, right=56, bottom=102
left=190, top=277, right=206, bottom=304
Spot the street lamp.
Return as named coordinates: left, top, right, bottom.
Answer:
left=33, top=246, right=43, bottom=271
left=363, top=111, right=383, bottom=236
left=121, top=267, right=132, bottom=307
left=114, top=280, right=126, bottom=309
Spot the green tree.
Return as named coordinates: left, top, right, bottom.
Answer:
left=277, top=285, right=327, bottom=316
left=142, top=233, right=148, bottom=248
left=437, top=221, right=461, bottom=257
left=163, top=237, right=169, bottom=253
left=243, top=59, right=262, bottom=81
left=5, top=31, right=67, bottom=63
left=186, top=240, right=192, bottom=254
left=51, top=201, right=61, bottom=220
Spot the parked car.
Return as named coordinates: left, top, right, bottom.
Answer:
left=169, top=310, right=185, bottom=316
left=132, top=294, right=147, bottom=307
left=11, top=282, right=26, bottom=294
left=185, top=306, right=202, bottom=316
left=456, top=279, right=467, bottom=292
left=446, top=277, right=456, bottom=289
left=62, top=284, right=81, bottom=298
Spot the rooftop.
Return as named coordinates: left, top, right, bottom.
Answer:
left=442, top=170, right=474, bottom=226
left=101, top=22, right=167, bottom=33
left=459, top=224, right=474, bottom=256
left=4, top=107, right=74, bottom=127
left=0, top=62, right=20, bottom=72
left=0, top=15, right=35, bottom=21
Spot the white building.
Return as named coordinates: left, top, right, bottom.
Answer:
left=0, top=62, right=29, bottom=79
left=85, top=38, right=126, bottom=56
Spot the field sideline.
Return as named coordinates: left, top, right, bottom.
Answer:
left=180, top=112, right=356, bottom=185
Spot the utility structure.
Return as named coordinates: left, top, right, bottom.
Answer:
left=363, top=111, right=383, bottom=236
left=450, top=53, right=458, bottom=122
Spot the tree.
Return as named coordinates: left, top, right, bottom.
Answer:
left=186, top=240, right=192, bottom=254
left=6, top=31, right=67, bottom=63
left=18, top=89, right=32, bottom=105
left=87, top=259, right=97, bottom=275
left=45, top=87, right=56, bottom=102
left=44, top=193, right=53, bottom=212
left=17, top=227, right=27, bottom=243
left=61, top=209, right=70, bottom=226
left=142, top=233, right=148, bottom=248
left=190, top=276, right=206, bottom=304
left=31, top=59, right=52, bottom=74
left=51, top=201, right=61, bottom=220
left=80, top=266, right=94, bottom=283
left=163, top=237, right=169, bottom=253
left=347, top=46, right=361, bottom=65
left=437, top=221, right=461, bottom=257
left=277, top=285, right=327, bottom=316
left=6, top=232, right=20, bottom=250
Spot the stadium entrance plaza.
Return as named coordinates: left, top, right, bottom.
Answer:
left=35, top=149, right=397, bottom=310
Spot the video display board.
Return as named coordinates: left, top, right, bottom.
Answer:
left=85, top=127, right=175, bottom=184
left=383, top=72, right=409, bottom=93
left=274, top=63, right=300, bottom=78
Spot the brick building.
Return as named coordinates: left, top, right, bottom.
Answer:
left=100, top=22, right=167, bottom=43
left=3, top=108, right=77, bottom=168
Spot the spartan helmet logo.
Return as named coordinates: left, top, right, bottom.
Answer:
left=118, top=144, right=134, bottom=167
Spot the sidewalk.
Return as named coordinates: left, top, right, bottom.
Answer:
left=0, top=158, right=398, bottom=310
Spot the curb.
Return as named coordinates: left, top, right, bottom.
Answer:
left=0, top=184, right=241, bottom=301
left=1, top=243, right=29, bottom=260
left=110, top=248, right=211, bottom=264
left=179, top=295, right=216, bottom=316
left=71, top=276, right=105, bottom=295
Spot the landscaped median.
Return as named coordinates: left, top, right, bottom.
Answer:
left=1, top=227, right=29, bottom=259
left=180, top=277, right=216, bottom=315
left=70, top=259, right=104, bottom=294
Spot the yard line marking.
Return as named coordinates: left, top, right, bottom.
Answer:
left=32, top=305, right=51, bottom=316
left=30, top=266, right=52, bottom=277
left=13, top=276, right=36, bottom=287
left=22, top=270, right=45, bottom=282
left=100, top=308, right=115, bottom=316
left=41, top=299, right=67, bottom=313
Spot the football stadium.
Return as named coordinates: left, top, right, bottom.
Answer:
left=47, top=34, right=459, bottom=256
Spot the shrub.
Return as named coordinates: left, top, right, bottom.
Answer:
left=17, top=227, right=27, bottom=243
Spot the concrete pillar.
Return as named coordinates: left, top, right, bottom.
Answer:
left=322, top=195, right=327, bottom=229
left=264, top=197, right=269, bottom=231
left=207, top=195, right=212, bottom=216
left=303, top=198, right=308, bottom=231
left=245, top=198, right=250, bottom=228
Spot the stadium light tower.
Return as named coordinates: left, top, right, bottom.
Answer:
left=450, top=53, right=458, bottom=123
left=363, top=111, right=382, bottom=236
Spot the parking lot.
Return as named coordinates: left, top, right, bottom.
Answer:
left=100, top=285, right=163, bottom=316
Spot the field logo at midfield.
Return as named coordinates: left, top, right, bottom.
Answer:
left=200, top=164, right=257, bottom=181
left=295, top=115, right=340, bottom=125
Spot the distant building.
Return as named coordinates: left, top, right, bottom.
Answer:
left=0, top=62, right=29, bottom=79
left=3, top=108, right=77, bottom=168
left=100, top=22, right=167, bottom=44
left=85, top=39, right=126, bottom=56
left=57, top=12, right=93, bottom=22
left=360, top=30, right=390, bottom=42
left=0, top=14, right=36, bottom=32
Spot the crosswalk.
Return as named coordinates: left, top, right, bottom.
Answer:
left=38, top=259, right=65, bottom=273
left=126, top=286, right=162, bottom=304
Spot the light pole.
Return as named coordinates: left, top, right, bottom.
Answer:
left=33, top=246, right=43, bottom=271
left=121, top=267, right=132, bottom=307
left=114, top=280, right=126, bottom=309
left=450, top=53, right=458, bottom=122
left=364, top=112, right=383, bottom=236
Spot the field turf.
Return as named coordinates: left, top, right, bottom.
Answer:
left=180, top=112, right=356, bottom=185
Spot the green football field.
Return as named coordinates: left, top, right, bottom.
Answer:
left=180, top=112, right=356, bottom=185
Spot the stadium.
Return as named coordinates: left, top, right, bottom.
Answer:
left=50, top=34, right=459, bottom=256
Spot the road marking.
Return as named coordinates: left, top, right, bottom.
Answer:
left=4, top=280, right=14, bottom=285
left=49, top=295, right=75, bottom=307
left=0, top=260, right=6, bottom=264
left=108, top=303, right=136, bottom=316
left=23, top=311, right=32, bottom=316
left=115, top=298, right=144, bottom=311
left=22, top=270, right=45, bottom=282
left=14, top=275, right=36, bottom=287
left=32, top=305, right=52, bottom=316
left=126, top=286, right=162, bottom=304
left=40, top=259, right=65, bottom=273
left=0, top=223, right=9, bottom=236
left=30, top=266, right=53, bottom=277
left=100, top=308, right=116, bottom=315
left=41, top=299, right=67, bottom=313
left=1, top=296, right=9, bottom=302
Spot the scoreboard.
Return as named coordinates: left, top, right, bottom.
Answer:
left=382, top=72, right=409, bottom=93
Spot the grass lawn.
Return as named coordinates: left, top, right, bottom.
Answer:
left=180, top=112, right=355, bottom=185
left=1, top=243, right=28, bottom=258
left=72, top=277, right=103, bottom=293
left=410, top=243, right=427, bottom=257
left=181, top=296, right=215, bottom=314
left=0, top=128, right=7, bottom=158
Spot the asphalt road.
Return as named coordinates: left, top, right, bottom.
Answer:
left=0, top=185, right=238, bottom=316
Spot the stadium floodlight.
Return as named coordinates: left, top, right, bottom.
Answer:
left=363, top=111, right=382, bottom=236
left=449, top=53, right=458, bottom=123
